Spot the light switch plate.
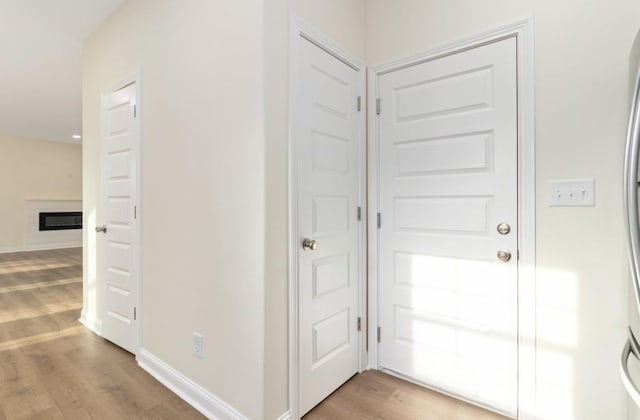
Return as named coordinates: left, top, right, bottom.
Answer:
left=548, top=178, right=595, bottom=207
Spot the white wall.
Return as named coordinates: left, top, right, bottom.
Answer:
left=263, top=1, right=366, bottom=418
left=83, top=0, right=265, bottom=418
left=366, top=1, right=639, bottom=419
left=81, top=1, right=640, bottom=419
left=0, top=135, right=82, bottom=252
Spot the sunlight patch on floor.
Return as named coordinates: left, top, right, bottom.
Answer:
left=0, top=325, right=85, bottom=352
left=0, top=303, right=83, bottom=324
left=0, top=277, right=81, bottom=294
left=0, top=261, right=76, bottom=274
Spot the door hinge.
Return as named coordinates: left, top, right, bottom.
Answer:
left=357, top=96, right=361, bottom=112
left=134, top=307, right=137, bottom=320
left=357, top=317, right=362, bottom=332
left=377, top=326, right=381, bottom=343
left=357, top=206, right=362, bottom=221
left=376, top=98, right=381, bottom=115
left=134, top=206, right=137, bottom=219
left=377, top=213, right=381, bottom=229
left=133, top=104, right=137, bottom=118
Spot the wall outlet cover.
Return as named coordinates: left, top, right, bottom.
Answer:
left=192, top=332, right=203, bottom=359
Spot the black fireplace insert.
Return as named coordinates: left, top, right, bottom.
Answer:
left=39, top=212, right=83, bottom=231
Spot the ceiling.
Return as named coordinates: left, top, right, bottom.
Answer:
left=0, top=0, right=125, bottom=144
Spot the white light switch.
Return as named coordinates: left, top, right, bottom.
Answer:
left=548, top=179, right=595, bottom=207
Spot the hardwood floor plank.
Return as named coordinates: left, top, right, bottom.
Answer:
left=29, top=406, right=66, bottom=420
left=0, top=248, right=205, bottom=420
left=0, top=375, right=57, bottom=420
left=57, top=403, right=93, bottom=420
left=0, top=247, right=512, bottom=420
left=304, top=370, right=511, bottom=420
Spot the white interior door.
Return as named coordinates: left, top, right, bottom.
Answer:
left=100, top=81, right=139, bottom=354
left=377, top=37, right=518, bottom=416
left=294, top=37, right=362, bottom=415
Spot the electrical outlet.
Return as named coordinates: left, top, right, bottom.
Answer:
left=548, top=178, right=595, bottom=207
left=192, top=332, right=203, bottom=359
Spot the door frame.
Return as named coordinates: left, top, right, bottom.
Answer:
left=288, top=17, right=367, bottom=419
left=100, top=71, right=142, bottom=356
left=367, top=18, right=536, bottom=419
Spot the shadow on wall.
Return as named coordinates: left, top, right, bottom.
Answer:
left=84, top=207, right=98, bottom=327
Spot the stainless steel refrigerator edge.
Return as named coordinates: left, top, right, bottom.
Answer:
left=621, top=29, right=640, bottom=416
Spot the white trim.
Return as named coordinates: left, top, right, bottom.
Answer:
left=26, top=242, right=82, bottom=251
left=514, top=17, right=537, bottom=420
left=79, top=309, right=102, bottom=336
left=367, top=17, right=536, bottom=420
left=100, top=70, right=142, bottom=356
left=22, top=198, right=82, bottom=202
left=357, top=46, right=368, bottom=376
left=366, top=68, right=380, bottom=371
left=288, top=16, right=367, bottom=419
left=275, top=410, right=292, bottom=420
left=0, top=246, right=27, bottom=254
left=0, top=243, right=82, bottom=254
left=292, top=17, right=365, bottom=70
left=134, top=72, right=144, bottom=358
left=137, top=348, right=248, bottom=420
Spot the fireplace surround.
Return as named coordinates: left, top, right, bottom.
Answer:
left=23, top=199, right=82, bottom=251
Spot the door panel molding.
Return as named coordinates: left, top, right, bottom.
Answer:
left=367, top=18, right=535, bottom=419
left=288, top=17, right=366, bottom=419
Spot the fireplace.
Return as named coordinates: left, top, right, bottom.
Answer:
left=39, top=212, right=83, bottom=231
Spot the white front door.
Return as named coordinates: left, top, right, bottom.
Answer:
left=294, top=37, right=363, bottom=415
left=377, top=37, right=518, bottom=416
left=100, top=81, right=139, bottom=354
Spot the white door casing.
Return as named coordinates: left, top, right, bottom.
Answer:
left=289, top=20, right=366, bottom=417
left=100, top=79, right=140, bottom=354
left=376, top=37, right=519, bottom=416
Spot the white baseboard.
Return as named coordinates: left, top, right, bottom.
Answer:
left=27, top=242, right=82, bottom=251
left=0, top=246, right=26, bottom=254
left=0, top=242, right=82, bottom=254
left=275, top=410, right=292, bottom=420
left=79, top=309, right=102, bottom=336
left=137, top=348, right=248, bottom=420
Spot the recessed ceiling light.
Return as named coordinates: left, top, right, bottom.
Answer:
left=72, top=134, right=81, bottom=140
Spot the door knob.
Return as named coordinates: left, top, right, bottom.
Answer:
left=497, top=249, right=511, bottom=262
left=302, top=238, right=317, bottom=251
left=497, top=223, right=511, bottom=235
left=95, top=225, right=107, bottom=233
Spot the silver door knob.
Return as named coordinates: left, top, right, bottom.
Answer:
left=497, top=223, right=511, bottom=235
left=302, top=238, right=317, bottom=251
left=497, top=249, right=511, bottom=262
left=95, top=225, right=107, bottom=233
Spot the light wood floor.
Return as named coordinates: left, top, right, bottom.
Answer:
left=304, top=370, right=511, bottom=420
left=0, top=248, right=205, bottom=420
left=2, top=248, right=510, bottom=419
